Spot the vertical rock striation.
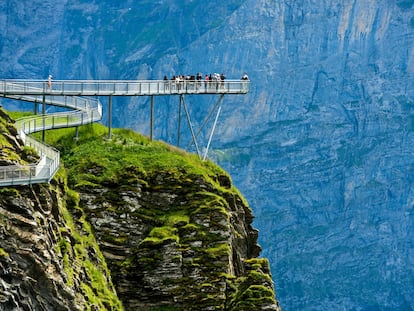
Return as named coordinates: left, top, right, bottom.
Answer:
left=0, top=184, right=122, bottom=310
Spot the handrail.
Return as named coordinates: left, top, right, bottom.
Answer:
left=0, top=79, right=250, bottom=96
left=0, top=85, right=102, bottom=186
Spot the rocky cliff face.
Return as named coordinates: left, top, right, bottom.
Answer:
left=0, top=184, right=122, bottom=310
left=0, top=109, right=280, bottom=310
left=76, top=164, right=276, bottom=310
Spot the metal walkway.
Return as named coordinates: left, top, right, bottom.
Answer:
left=0, top=79, right=249, bottom=186
left=0, top=79, right=249, bottom=96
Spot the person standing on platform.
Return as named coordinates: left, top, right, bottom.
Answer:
left=241, top=72, right=249, bottom=91
left=164, top=75, right=169, bottom=91
left=196, top=72, right=202, bottom=90
left=47, top=75, right=52, bottom=89
left=220, top=73, right=226, bottom=90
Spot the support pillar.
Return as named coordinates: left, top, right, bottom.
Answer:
left=150, top=95, right=154, bottom=141
left=108, top=95, right=112, bottom=139
left=177, top=95, right=183, bottom=147
left=42, top=95, right=45, bottom=142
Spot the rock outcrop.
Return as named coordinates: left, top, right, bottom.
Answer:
left=77, top=161, right=276, bottom=310
left=0, top=183, right=122, bottom=311
left=0, top=108, right=280, bottom=310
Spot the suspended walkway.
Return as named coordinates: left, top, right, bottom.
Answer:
left=0, top=79, right=250, bottom=187
left=0, top=79, right=249, bottom=96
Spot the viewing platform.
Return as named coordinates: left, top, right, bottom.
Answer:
left=0, top=79, right=250, bottom=97
left=0, top=78, right=250, bottom=186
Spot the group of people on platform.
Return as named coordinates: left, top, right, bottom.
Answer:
left=162, top=72, right=249, bottom=92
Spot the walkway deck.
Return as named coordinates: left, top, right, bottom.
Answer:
left=0, top=79, right=249, bottom=187
left=0, top=79, right=249, bottom=96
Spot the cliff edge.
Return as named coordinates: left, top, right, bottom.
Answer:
left=0, top=107, right=280, bottom=310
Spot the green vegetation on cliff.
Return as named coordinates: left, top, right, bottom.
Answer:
left=0, top=109, right=39, bottom=165
left=3, top=110, right=279, bottom=310
left=56, top=183, right=124, bottom=310
left=40, top=123, right=232, bottom=193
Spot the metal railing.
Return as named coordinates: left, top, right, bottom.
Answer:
left=0, top=84, right=102, bottom=186
left=0, top=79, right=250, bottom=96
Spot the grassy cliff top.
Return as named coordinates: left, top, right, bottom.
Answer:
left=36, top=122, right=241, bottom=195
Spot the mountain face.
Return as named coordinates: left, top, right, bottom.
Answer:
left=1, top=0, right=414, bottom=310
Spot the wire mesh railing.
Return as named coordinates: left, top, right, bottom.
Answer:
left=0, top=79, right=250, bottom=96
left=0, top=84, right=102, bottom=186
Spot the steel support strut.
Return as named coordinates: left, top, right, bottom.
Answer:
left=180, top=94, right=225, bottom=160
left=203, top=94, right=224, bottom=160
left=181, top=95, right=201, bottom=158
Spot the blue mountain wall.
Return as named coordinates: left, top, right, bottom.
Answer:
left=1, top=0, right=414, bottom=309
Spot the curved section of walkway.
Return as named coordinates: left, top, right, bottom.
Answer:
left=0, top=88, right=102, bottom=186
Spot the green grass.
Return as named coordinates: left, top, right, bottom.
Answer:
left=8, top=111, right=34, bottom=120
left=33, top=123, right=232, bottom=193
left=6, top=108, right=235, bottom=196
